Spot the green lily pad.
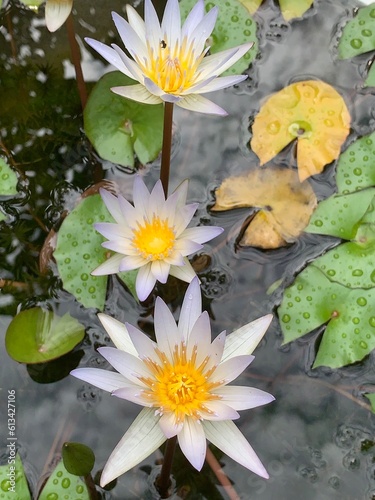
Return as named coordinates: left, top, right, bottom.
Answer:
left=0, top=453, right=31, bottom=499
left=84, top=72, right=163, bottom=168
left=62, top=442, right=95, bottom=477
left=39, top=460, right=89, bottom=500
left=306, top=188, right=375, bottom=239
left=5, top=308, right=85, bottom=364
left=338, top=4, right=375, bottom=59
left=279, top=264, right=375, bottom=368
left=54, top=194, right=137, bottom=310
left=18, top=0, right=44, bottom=10
left=365, top=61, right=375, bottom=86
left=365, top=393, right=375, bottom=413
left=0, top=157, right=18, bottom=196
left=336, top=132, right=375, bottom=194
left=180, top=0, right=258, bottom=76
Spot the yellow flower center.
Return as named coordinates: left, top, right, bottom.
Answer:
left=139, top=37, right=206, bottom=94
left=132, top=216, right=176, bottom=261
left=140, top=343, right=221, bottom=422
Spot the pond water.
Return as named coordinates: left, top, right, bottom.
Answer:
left=1, top=0, right=375, bottom=499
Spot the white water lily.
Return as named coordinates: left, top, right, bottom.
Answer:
left=85, top=0, right=253, bottom=115
left=92, top=176, right=223, bottom=301
left=45, top=0, right=73, bottom=32
left=71, top=278, right=274, bottom=486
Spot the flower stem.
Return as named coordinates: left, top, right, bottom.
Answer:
left=160, top=102, right=174, bottom=197
left=66, top=13, right=87, bottom=110
left=155, top=436, right=177, bottom=498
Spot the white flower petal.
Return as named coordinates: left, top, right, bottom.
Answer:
left=126, top=322, right=159, bottom=363
left=210, top=355, right=254, bottom=386
left=178, top=417, right=206, bottom=471
left=187, top=6, right=218, bottom=56
left=99, top=188, right=123, bottom=224
left=91, top=254, right=123, bottom=275
left=97, top=347, right=151, bottom=385
left=144, top=0, right=163, bottom=51
left=176, top=94, right=228, bottom=116
left=111, top=44, right=145, bottom=82
left=164, top=251, right=185, bottom=266
left=159, top=412, right=183, bottom=438
left=174, top=238, right=203, bottom=256
left=45, top=0, right=73, bottom=32
left=136, top=264, right=156, bottom=301
left=200, top=400, right=239, bottom=420
left=117, top=194, right=137, bottom=225
left=198, top=43, right=253, bottom=80
left=222, top=315, right=273, bottom=362
left=112, top=12, right=148, bottom=62
left=100, top=408, right=165, bottom=487
left=169, top=258, right=197, bottom=283
left=70, top=368, right=131, bottom=392
left=161, top=0, right=181, bottom=50
left=133, top=175, right=151, bottom=217
left=151, top=260, right=170, bottom=283
left=204, top=331, right=226, bottom=373
left=85, top=39, right=134, bottom=78
left=202, top=420, right=269, bottom=479
left=126, top=4, right=146, bottom=41
left=98, top=313, right=138, bottom=355
left=94, top=222, right=131, bottom=240
left=180, top=225, right=224, bottom=244
left=154, top=297, right=180, bottom=360
left=213, top=386, right=275, bottom=411
left=102, top=239, right=135, bottom=255
left=178, top=276, right=202, bottom=340
left=111, top=84, right=162, bottom=105
left=149, top=179, right=168, bottom=216
left=119, top=255, right=146, bottom=271
left=186, top=311, right=212, bottom=365
left=197, top=75, right=248, bottom=94
left=173, top=203, right=198, bottom=235
left=181, top=0, right=205, bottom=39
left=112, top=386, right=149, bottom=406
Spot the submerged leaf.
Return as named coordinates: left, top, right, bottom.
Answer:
left=5, top=308, right=85, bottom=363
left=180, top=0, right=258, bottom=76
left=39, top=460, right=89, bottom=500
left=0, top=454, right=31, bottom=499
left=251, top=80, right=350, bottom=181
left=212, top=167, right=316, bottom=248
left=365, top=393, right=375, bottom=413
left=54, top=194, right=137, bottom=310
left=84, top=72, right=163, bottom=168
left=0, top=157, right=18, bottom=196
left=338, top=4, right=375, bottom=59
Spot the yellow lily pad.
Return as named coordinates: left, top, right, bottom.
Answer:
left=212, top=166, right=317, bottom=249
left=251, top=80, right=351, bottom=181
left=239, top=0, right=313, bottom=20
left=238, top=0, right=263, bottom=15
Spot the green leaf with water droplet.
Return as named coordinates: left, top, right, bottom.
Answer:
left=278, top=264, right=375, bottom=368
left=0, top=453, right=31, bottom=499
left=54, top=194, right=137, bottom=310
left=38, top=460, right=89, bottom=500
left=5, top=308, right=85, bottom=363
left=338, top=4, right=375, bottom=59
left=0, top=157, right=18, bottom=196
left=62, top=442, right=95, bottom=477
left=180, top=0, right=258, bottom=76
left=336, top=131, right=375, bottom=194
left=84, top=72, right=163, bottom=169
left=364, top=393, right=375, bottom=413
left=306, top=188, right=375, bottom=239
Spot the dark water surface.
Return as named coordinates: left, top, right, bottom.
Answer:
left=1, top=0, right=375, bottom=498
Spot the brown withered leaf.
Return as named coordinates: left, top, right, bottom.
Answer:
left=212, top=166, right=317, bottom=249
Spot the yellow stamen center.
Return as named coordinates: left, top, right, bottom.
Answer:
left=140, top=343, right=221, bottom=422
left=132, top=216, right=176, bottom=261
left=138, top=36, right=206, bottom=94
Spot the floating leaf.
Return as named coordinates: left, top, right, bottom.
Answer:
left=336, top=132, right=375, bottom=194
left=0, top=454, right=31, bottom=499
left=306, top=188, right=375, bottom=239
left=278, top=0, right=314, bottom=21
left=18, top=0, right=44, bottom=9
left=212, top=166, right=317, bottom=249
left=251, top=80, right=351, bottom=181
left=0, top=157, right=18, bottom=196
left=54, top=194, right=137, bottom=310
left=5, top=308, right=85, bottom=363
left=84, top=72, right=163, bottom=168
left=238, top=0, right=263, bottom=15
left=39, top=460, right=89, bottom=500
left=62, top=442, right=95, bottom=477
left=338, top=4, right=375, bottom=59
left=365, top=61, right=375, bottom=86
left=279, top=264, right=375, bottom=368
left=180, top=0, right=258, bottom=76
left=365, top=393, right=375, bottom=413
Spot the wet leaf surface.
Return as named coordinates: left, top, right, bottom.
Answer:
left=5, top=308, right=85, bottom=363
left=212, top=166, right=317, bottom=248
left=338, top=4, right=375, bottom=59
left=180, top=0, right=258, bottom=76
left=240, top=0, right=314, bottom=20
left=251, top=80, right=350, bottom=181
left=0, top=157, right=18, bottom=196
left=54, top=194, right=137, bottom=309
left=84, top=72, right=163, bottom=168
left=38, top=460, right=89, bottom=500
left=0, top=454, right=31, bottom=499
